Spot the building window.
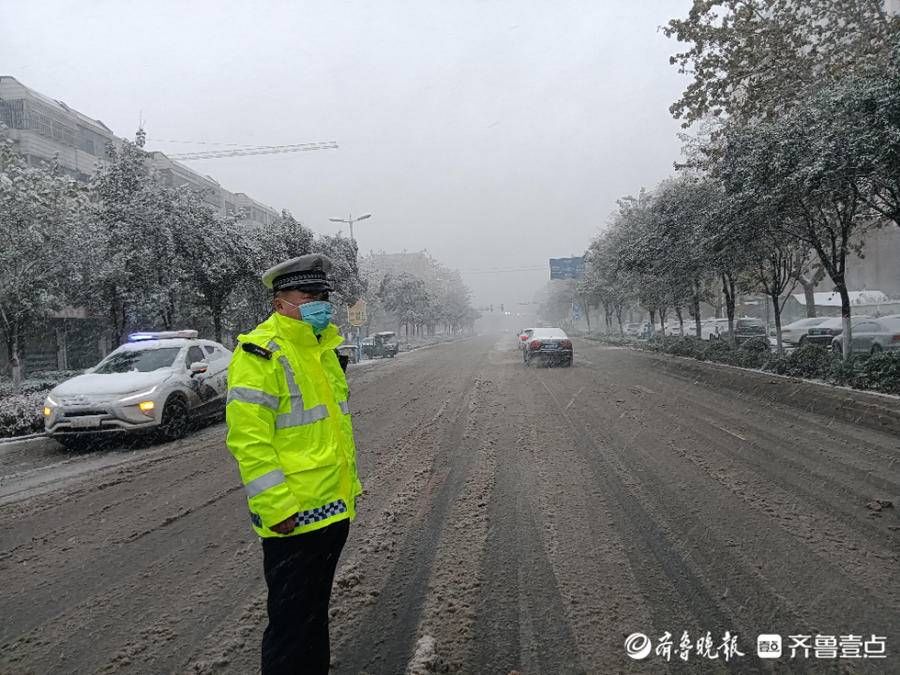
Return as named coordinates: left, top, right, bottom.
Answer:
left=0, top=99, right=26, bottom=128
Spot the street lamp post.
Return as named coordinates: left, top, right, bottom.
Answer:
left=329, top=212, right=372, bottom=242
left=328, top=212, right=372, bottom=362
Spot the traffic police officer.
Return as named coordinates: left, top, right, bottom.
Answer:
left=225, top=253, right=362, bottom=674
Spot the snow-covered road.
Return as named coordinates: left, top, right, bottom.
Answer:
left=1, top=335, right=898, bottom=673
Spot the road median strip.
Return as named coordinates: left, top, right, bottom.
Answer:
left=584, top=338, right=900, bottom=436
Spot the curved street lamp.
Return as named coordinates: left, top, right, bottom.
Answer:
left=329, top=212, right=372, bottom=242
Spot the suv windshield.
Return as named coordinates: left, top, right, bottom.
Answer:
left=94, top=347, right=181, bottom=374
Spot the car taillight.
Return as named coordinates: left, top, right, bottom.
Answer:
left=561, top=339, right=572, bottom=348
left=892, top=334, right=900, bottom=342
left=529, top=340, right=542, bottom=350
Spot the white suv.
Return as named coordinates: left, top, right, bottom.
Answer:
left=43, top=330, right=231, bottom=448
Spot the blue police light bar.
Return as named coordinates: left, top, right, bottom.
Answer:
left=128, top=330, right=199, bottom=342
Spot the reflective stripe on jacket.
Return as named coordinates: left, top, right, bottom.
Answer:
left=225, top=312, right=362, bottom=538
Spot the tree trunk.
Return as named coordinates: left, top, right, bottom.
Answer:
left=801, top=280, right=817, bottom=318
left=691, top=280, right=702, bottom=337
left=836, top=279, right=852, bottom=361
left=4, top=331, right=13, bottom=379
left=770, top=290, right=784, bottom=355
left=11, top=326, right=22, bottom=390
left=648, top=309, right=657, bottom=337
left=581, top=298, right=592, bottom=334
left=798, top=262, right=825, bottom=318
left=614, top=304, right=624, bottom=335
left=110, top=289, right=124, bottom=347
left=212, top=310, right=223, bottom=343
left=721, top=273, right=736, bottom=348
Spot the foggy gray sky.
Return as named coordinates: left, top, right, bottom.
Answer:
left=2, top=0, right=690, bottom=310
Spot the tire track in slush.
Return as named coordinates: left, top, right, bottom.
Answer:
left=471, top=403, right=583, bottom=673
left=336, top=356, right=487, bottom=674
left=535, top=378, right=738, bottom=650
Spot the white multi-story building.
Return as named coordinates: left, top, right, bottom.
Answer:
left=0, top=75, right=280, bottom=226
left=0, top=75, right=117, bottom=181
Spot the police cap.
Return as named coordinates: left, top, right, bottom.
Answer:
left=262, top=254, right=334, bottom=293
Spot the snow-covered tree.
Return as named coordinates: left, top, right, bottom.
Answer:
left=717, top=91, right=876, bottom=359
left=379, top=272, right=430, bottom=336
left=362, top=251, right=477, bottom=336
left=170, top=192, right=255, bottom=342
left=665, top=0, right=899, bottom=126
left=83, top=140, right=181, bottom=344
left=0, top=139, right=88, bottom=386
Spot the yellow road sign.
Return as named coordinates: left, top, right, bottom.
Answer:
left=348, top=300, right=368, bottom=326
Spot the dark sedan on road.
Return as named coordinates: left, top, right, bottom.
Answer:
left=523, top=328, right=573, bottom=367
left=804, top=316, right=870, bottom=348
left=716, top=318, right=766, bottom=345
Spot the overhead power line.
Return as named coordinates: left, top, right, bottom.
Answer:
left=163, top=141, right=339, bottom=161
left=460, top=265, right=546, bottom=274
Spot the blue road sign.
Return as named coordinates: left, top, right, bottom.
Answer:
left=549, top=257, right=585, bottom=280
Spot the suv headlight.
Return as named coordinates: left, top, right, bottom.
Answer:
left=43, top=395, right=59, bottom=417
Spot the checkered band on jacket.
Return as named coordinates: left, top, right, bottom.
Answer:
left=297, top=499, right=348, bottom=526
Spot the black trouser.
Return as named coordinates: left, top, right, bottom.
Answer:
left=261, top=519, right=349, bottom=675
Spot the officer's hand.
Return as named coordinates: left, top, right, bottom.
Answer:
left=269, top=515, right=298, bottom=534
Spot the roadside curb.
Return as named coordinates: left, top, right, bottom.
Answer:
left=0, top=433, right=56, bottom=454
left=584, top=340, right=900, bottom=435
left=0, top=431, right=47, bottom=446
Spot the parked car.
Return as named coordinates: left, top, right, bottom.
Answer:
left=700, top=318, right=730, bottom=341
left=717, top=318, right=766, bottom=345
left=830, top=316, right=900, bottom=356
left=43, top=330, right=231, bottom=449
left=780, top=317, right=829, bottom=346
left=517, top=328, right=535, bottom=349
left=523, top=327, right=573, bottom=367
left=805, top=316, right=870, bottom=348
left=363, top=331, right=399, bottom=358
left=637, top=322, right=656, bottom=340
left=623, top=322, right=642, bottom=337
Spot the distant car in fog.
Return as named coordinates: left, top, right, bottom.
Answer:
left=830, top=316, right=900, bottom=356
left=523, top=327, right=573, bottom=367
left=624, top=323, right=642, bottom=337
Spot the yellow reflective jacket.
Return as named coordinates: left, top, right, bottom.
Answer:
left=225, top=312, right=362, bottom=538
